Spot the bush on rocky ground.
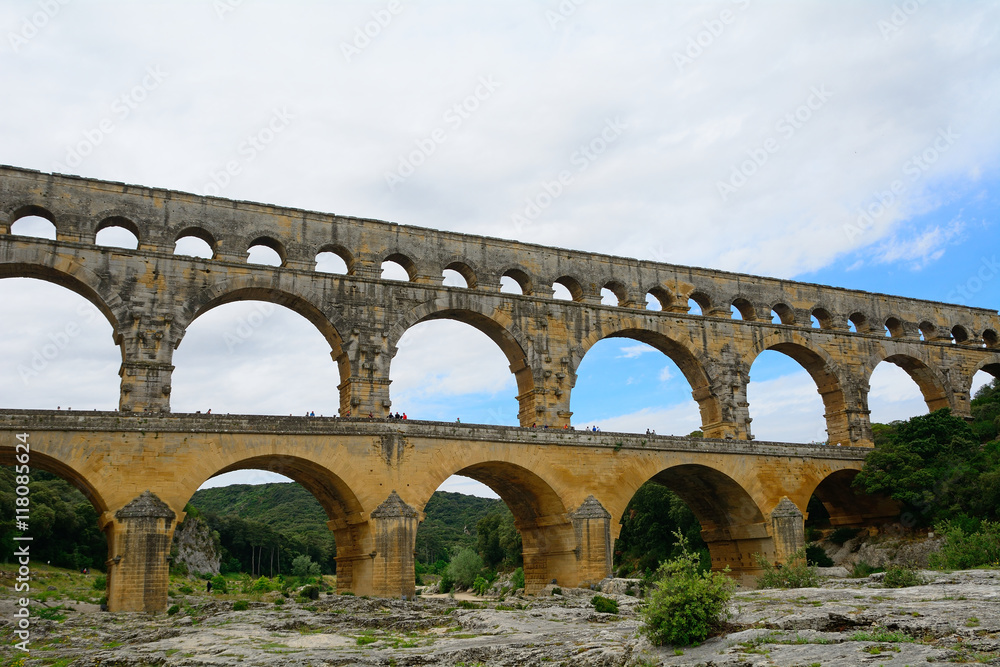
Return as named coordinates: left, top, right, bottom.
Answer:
left=755, top=548, right=820, bottom=589
left=639, top=531, right=735, bottom=646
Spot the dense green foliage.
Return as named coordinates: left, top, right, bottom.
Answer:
left=881, top=564, right=924, bottom=587
left=854, top=389, right=1000, bottom=526
left=415, top=491, right=508, bottom=564
left=929, top=520, right=1000, bottom=569
left=0, top=469, right=106, bottom=570
left=614, top=482, right=707, bottom=576
left=639, top=532, right=736, bottom=646
left=591, top=594, right=619, bottom=614
left=446, top=547, right=484, bottom=589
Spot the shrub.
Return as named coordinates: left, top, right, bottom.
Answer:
left=301, top=585, right=320, bottom=600
left=250, top=576, right=273, bottom=594
left=829, top=527, right=861, bottom=546
left=233, top=600, right=249, bottom=611
left=510, top=567, right=525, bottom=591
left=92, top=576, right=107, bottom=591
left=881, top=565, right=924, bottom=588
left=639, top=531, right=736, bottom=646
left=851, top=561, right=881, bottom=578
left=210, top=575, right=228, bottom=594
left=551, top=586, right=562, bottom=596
left=178, top=584, right=193, bottom=595
left=167, top=604, right=180, bottom=616
left=755, top=549, right=820, bottom=589
left=446, top=548, right=483, bottom=590
left=929, top=520, right=1000, bottom=570
left=805, top=544, right=833, bottom=567
left=438, top=571, right=453, bottom=594
left=591, top=595, right=618, bottom=614
left=292, top=554, right=322, bottom=579
left=471, top=576, right=490, bottom=596
left=274, top=597, right=285, bottom=606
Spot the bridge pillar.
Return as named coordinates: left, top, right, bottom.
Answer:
left=118, top=313, right=177, bottom=413
left=701, top=522, right=772, bottom=585
left=369, top=491, right=419, bottom=599
left=770, top=497, right=805, bottom=563
left=519, top=515, right=578, bottom=592
left=570, top=496, right=613, bottom=586
left=328, top=513, right=373, bottom=595
left=102, top=491, right=177, bottom=613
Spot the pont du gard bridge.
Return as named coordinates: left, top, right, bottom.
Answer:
left=1, top=164, right=999, bottom=613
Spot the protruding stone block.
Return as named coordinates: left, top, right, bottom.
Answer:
left=106, top=491, right=176, bottom=612
left=570, top=495, right=612, bottom=586
left=369, top=490, right=419, bottom=599
left=770, top=497, right=805, bottom=564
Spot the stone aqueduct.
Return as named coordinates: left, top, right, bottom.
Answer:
left=1, top=165, right=998, bottom=612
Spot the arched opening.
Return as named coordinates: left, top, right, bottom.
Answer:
left=952, top=325, right=969, bottom=344
left=571, top=338, right=700, bottom=436
left=0, top=277, right=120, bottom=410
left=646, top=287, right=672, bottom=311
left=983, top=329, right=999, bottom=348
left=812, top=308, right=833, bottom=329
left=616, top=465, right=768, bottom=578
left=771, top=303, right=795, bottom=325
left=918, top=321, right=936, bottom=342
left=174, top=227, right=215, bottom=259
left=381, top=253, right=416, bottom=281
left=971, top=366, right=1000, bottom=442
left=246, top=237, right=285, bottom=267
left=95, top=217, right=140, bottom=250
left=10, top=214, right=57, bottom=240
left=172, top=298, right=343, bottom=416
left=0, top=456, right=109, bottom=579
left=315, top=245, right=352, bottom=275
left=390, top=319, right=520, bottom=425
left=848, top=312, right=867, bottom=333
left=443, top=261, right=476, bottom=289
left=747, top=348, right=830, bottom=444
left=884, top=317, right=905, bottom=338
left=416, top=461, right=570, bottom=594
left=552, top=275, right=583, bottom=302
left=804, top=470, right=899, bottom=557
left=500, top=269, right=531, bottom=295
left=442, top=269, right=469, bottom=288
left=868, top=355, right=948, bottom=425
left=731, top=298, right=754, bottom=321
left=601, top=281, right=628, bottom=307
left=574, top=329, right=720, bottom=436
left=688, top=292, right=710, bottom=316
left=186, top=456, right=366, bottom=591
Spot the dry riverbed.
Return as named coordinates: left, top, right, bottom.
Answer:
left=1, top=569, right=999, bottom=666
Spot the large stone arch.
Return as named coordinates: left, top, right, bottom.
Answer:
left=570, top=320, right=725, bottom=436
left=866, top=349, right=951, bottom=413
left=178, top=278, right=351, bottom=382
left=0, top=253, right=128, bottom=337
left=386, top=296, right=536, bottom=424
left=969, top=354, right=1000, bottom=394
left=0, top=447, right=108, bottom=517
left=411, top=456, right=575, bottom=592
left=804, top=468, right=900, bottom=528
left=608, top=463, right=771, bottom=581
left=178, top=453, right=368, bottom=594
left=747, top=333, right=852, bottom=444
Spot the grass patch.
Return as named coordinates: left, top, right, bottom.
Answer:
left=849, top=627, right=913, bottom=643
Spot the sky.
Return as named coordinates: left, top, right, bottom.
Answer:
left=1, top=1, right=999, bottom=500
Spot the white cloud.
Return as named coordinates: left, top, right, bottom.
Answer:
left=618, top=344, right=653, bottom=359
left=870, top=218, right=966, bottom=269
left=658, top=365, right=674, bottom=382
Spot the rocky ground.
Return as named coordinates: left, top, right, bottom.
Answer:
left=2, top=569, right=999, bottom=666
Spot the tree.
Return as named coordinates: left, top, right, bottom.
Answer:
left=853, top=408, right=992, bottom=524
left=291, top=554, right=321, bottom=578
left=446, top=547, right=483, bottom=589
